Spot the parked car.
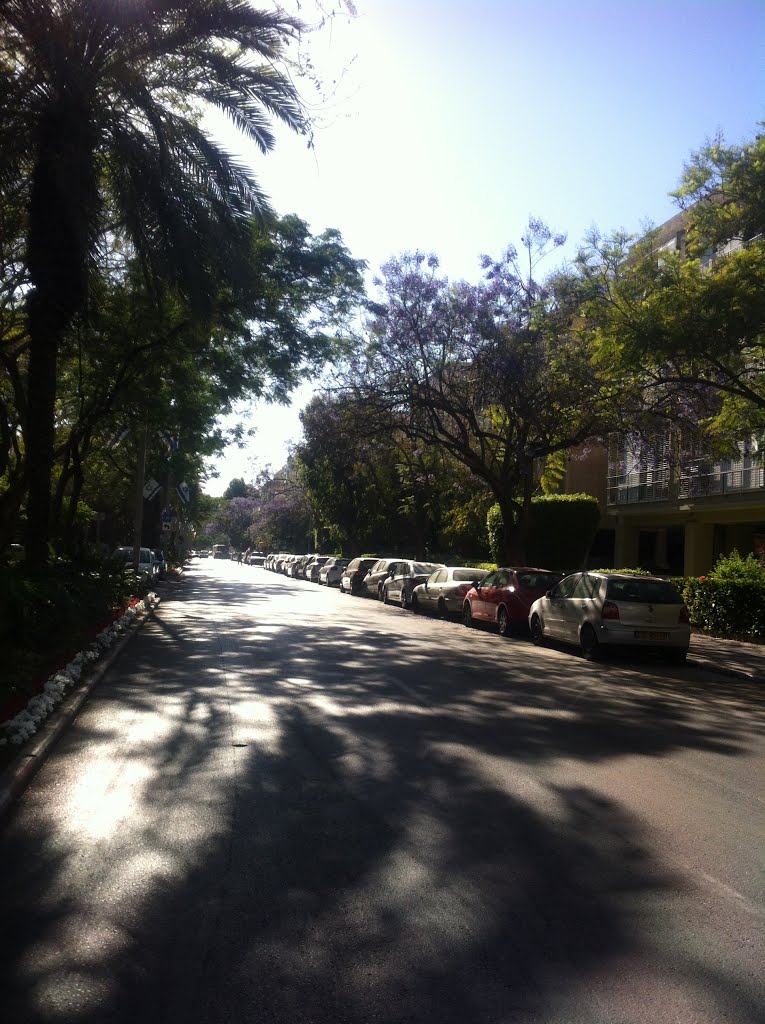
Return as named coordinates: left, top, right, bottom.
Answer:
left=462, top=567, right=563, bottom=636
left=411, top=566, right=484, bottom=617
left=247, top=551, right=265, bottom=566
left=114, top=545, right=157, bottom=584
left=304, top=555, right=329, bottom=581
left=361, top=557, right=402, bottom=600
left=152, top=549, right=167, bottom=579
left=528, top=571, right=691, bottom=662
left=288, top=554, right=312, bottom=578
left=340, top=557, right=378, bottom=595
left=382, top=560, right=445, bottom=608
left=319, top=557, right=349, bottom=587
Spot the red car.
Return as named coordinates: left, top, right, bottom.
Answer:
left=462, top=567, right=563, bottom=636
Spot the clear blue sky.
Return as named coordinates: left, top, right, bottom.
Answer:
left=204, top=0, right=765, bottom=493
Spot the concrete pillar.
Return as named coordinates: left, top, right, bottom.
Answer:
left=655, top=528, right=668, bottom=573
left=684, top=520, right=715, bottom=576
left=614, top=517, right=639, bottom=568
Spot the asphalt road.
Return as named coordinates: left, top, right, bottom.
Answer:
left=2, top=559, right=763, bottom=1024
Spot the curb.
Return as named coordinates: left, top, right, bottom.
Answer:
left=0, top=601, right=159, bottom=821
left=686, top=654, right=758, bottom=682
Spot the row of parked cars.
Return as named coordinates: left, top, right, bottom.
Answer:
left=261, top=553, right=691, bottom=663
left=265, top=552, right=350, bottom=586
left=113, top=546, right=168, bottom=585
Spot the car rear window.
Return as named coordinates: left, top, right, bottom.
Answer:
left=452, top=569, right=478, bottom=581
left=349, top=558, right=375, bottom=571
left=516, top=572, right=562, bottom=589
left=606, top=577, right=682, bottom=604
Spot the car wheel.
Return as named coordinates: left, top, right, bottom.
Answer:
left=378, top=584, right=385, bottom=602
left=530, top=614, right=546, bottom=647
left=462, top=602, right=474, bottom=628
left=411, top=594, right=420, bottom=613
left=437, top=598, right=447, bottom=619
left=400, top=589, right=409, bottom=609
left=580, top=624, right=601, bottom=661
left=383, top=587, right=390, bottom=605
left=497, top=606, right=510, bottom=637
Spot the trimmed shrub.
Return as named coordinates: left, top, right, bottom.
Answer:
left=487, top=494, right=600, bottom=569
left=683, top=551, right=765, bottom=638
left=526, top=493, right=601, bottom=571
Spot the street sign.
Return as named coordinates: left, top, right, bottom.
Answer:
left=143, top=478, right=161, bottom=501
left=177, top=481, right=190, bottom=505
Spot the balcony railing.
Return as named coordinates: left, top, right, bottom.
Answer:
left=607, top=475, right=670, bottom=506
left=607, top=465, right=764, bottom=506
left=678, top=466, right=764, bottom=499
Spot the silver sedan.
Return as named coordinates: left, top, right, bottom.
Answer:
left=411, top=566, right=484, bottom=617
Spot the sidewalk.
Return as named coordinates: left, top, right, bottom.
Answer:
left=0, top=598, right=159, bottom=819
left=688, top=630, right=764, bottom=681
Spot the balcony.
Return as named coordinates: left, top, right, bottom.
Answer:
left=678, top=465, right=764, bottom=499
left=608, top=462, right=764, bottom=506
left=607, top=473, right=670, bottom=506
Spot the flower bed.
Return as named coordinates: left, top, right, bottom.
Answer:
left=0, top=593, right=159, bottom=748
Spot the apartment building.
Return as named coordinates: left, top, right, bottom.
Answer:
left=562, top=212, right=765, bottom=577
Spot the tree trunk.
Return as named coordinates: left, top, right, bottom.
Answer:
left=497, top=463, right=534, bottom=565
left=0, top=475, right=25, bottom=552
left=25, top=296, right=60, bottom=567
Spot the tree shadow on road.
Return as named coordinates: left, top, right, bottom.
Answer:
left=2, top=572, right=763, bottom=1023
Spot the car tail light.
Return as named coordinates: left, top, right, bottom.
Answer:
left=678, top=606, right=689, bottom=624
left=601, top=601, right=620, bottom=620
left=456, top=584, right=471, bottom=596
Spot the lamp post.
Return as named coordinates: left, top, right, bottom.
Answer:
left=132, top=422, right=148, bottom=570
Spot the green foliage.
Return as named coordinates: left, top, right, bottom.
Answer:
left=297, top=393, right=487, bottom=558
left=539, top=451, right=567, bottom=494
left=580, top=125, right=765, bottom=442
left=527, top=494, right=600, bottom=571
left=223, top=478, right=248, bottom=500
left=708, top=549, right=765, bottom=584
left=0, top=552, right=141, bottom=701
left=683, top=579, right=765, bottom=638
left=489, top=494, right=600, bottom=569
left=682, top=551, right=765, bottom=638
left=486, top=504, right=504, bottom=564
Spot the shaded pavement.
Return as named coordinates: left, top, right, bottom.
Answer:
left=1, top=564, right=763, bottom=1023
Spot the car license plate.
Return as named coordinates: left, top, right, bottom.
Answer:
left=634, top=630, right=670, bottom=641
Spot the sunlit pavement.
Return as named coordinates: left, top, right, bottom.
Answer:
left=2, top=559, right=763, bottom=1024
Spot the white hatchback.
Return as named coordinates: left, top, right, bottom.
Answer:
left=528, top=571, right=690, bottom=663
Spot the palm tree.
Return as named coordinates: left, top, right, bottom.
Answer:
left=0, top=0, right=307, bottom=565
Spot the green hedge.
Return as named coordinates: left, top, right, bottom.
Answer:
left=682, top=552, right=765, bottom=639
left=487, top=494, right=600, bottom=570
left=0, top=552, right=147, bottom=701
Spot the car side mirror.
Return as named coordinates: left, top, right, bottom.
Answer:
left=545, top=590, right=553, bottom=598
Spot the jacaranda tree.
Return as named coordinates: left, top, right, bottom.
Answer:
left=341, top=222, right=621, bottom=563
